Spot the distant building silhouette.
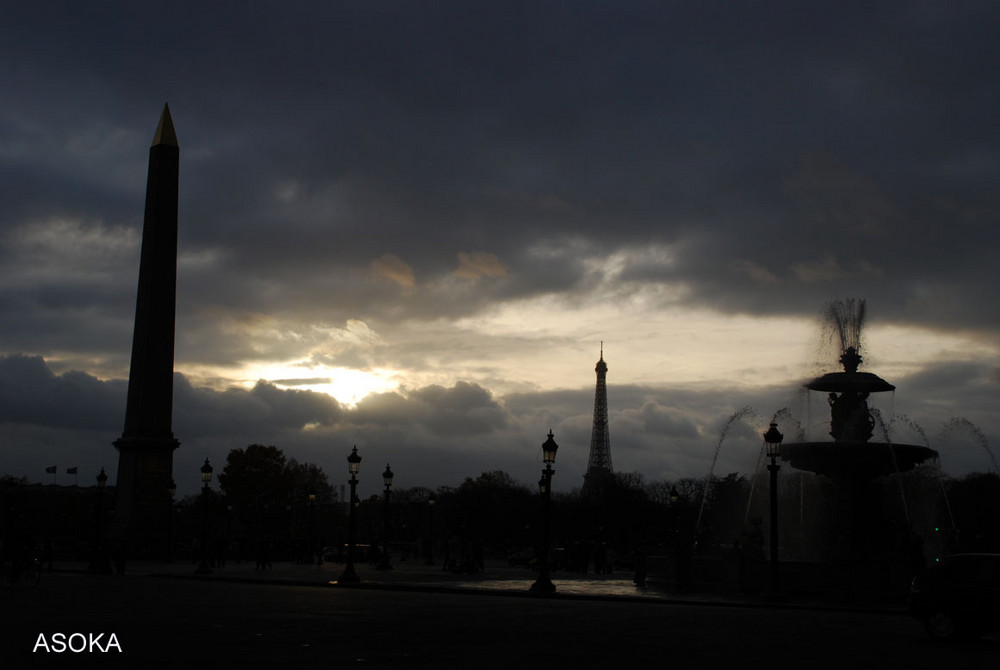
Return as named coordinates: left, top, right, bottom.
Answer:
left=110, top=104, right=180, bottom=553
left=583, top=345, right=613, bottom=495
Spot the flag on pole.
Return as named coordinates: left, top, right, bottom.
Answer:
left=67, top=467, right=78, bottom=475
left=45, top=465, right=57, bottom=474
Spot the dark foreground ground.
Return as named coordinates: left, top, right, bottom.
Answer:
left=1, top=560, right=997, bottom=669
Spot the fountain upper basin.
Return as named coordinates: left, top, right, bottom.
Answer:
left=806, top=371, right=896, bottom=394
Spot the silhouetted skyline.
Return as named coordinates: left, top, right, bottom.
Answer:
left=0, top=3, right=998, bottom=495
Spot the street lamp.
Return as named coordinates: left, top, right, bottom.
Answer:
left=195, top=458, right=213, bottom=574
left=763, top=421, right=784, bottom=593
left=542, top=432, right=559, bottom=464
left=425, top=493, right=436, bottom=566
left=377, top=464, right=394, bottom=570
left=530, top=430, right=559, bottom=594
left=337, top=446, right=362, bottom=584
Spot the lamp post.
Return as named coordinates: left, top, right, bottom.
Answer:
left=195, top=458, right=213, bottom=575
left=530, top=430, right=559, bottom=594
left=337, top=446, right=362, bottom=584
left=377, top=464, right=394, bottom=570
left=424, top=493, right=436, bottom=566
left=764, top=422, right=784, bottom=593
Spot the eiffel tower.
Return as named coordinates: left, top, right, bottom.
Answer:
left=583, top=344, right=613, bottom=494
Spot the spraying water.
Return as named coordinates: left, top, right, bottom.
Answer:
left=941, top=417, right=999, bottom=474
left=696, top=405, right=760, bottom=532
left=934, top=458, right=958, bottom=538
left=823, top=298, right=866, bottom=355
left=771, top=407, right=805, bottom=442
left=744, top=443, right=767, bottom=526
left=888, top=415, right=931, bottom=447
left=871, top=408, right=910, bottom=523
left=887, top=414, right=961, bottom=541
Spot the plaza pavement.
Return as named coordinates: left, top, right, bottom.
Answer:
left=54, top=555, right=910, bottom=615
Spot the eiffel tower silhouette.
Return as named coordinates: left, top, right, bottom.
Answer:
left=583, top=343, right=613, bottom=494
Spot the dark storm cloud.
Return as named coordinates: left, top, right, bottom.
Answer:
left=3, top=1, right=998, bottom=354
left=0, top=355, right=124, bottom=430
left=352, top=381, right=507, bottom=437
left=892, top=360, right=999, bottom=420
left=173, top=376, right=344, bottom=437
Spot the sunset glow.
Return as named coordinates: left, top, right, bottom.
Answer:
left=238, top=362, right=401, bottom=407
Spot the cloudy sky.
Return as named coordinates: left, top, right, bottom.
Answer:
left=1, top=2, right=998, bottom=496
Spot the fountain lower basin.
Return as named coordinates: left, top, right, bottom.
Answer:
left=782, top=441, right=937, bottom=478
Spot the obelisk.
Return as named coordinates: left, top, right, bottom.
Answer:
left=112, top=104, right=180, bottom=548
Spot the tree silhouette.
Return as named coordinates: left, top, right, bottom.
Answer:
left=217, top=444, right=334, bottom=546
left=448, top=471, right=533, bottom=553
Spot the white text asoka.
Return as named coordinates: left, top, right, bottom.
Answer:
left=33, top=633, right=123, bottom=653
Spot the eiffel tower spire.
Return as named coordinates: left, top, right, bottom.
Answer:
left=583, top=343, right=613, bottom=493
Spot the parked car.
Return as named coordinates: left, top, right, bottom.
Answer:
left=909, top=553, right=1000, bottom=640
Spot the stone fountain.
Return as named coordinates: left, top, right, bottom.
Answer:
left=778, top=300, right=939, bottom=566
left=782, top=344, right=938, bottom=478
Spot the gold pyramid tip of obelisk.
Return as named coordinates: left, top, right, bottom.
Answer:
left=152, top=103, right=178, bottom=148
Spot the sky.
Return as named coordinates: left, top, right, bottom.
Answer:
left=1, top=1, right=998, bottom=497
